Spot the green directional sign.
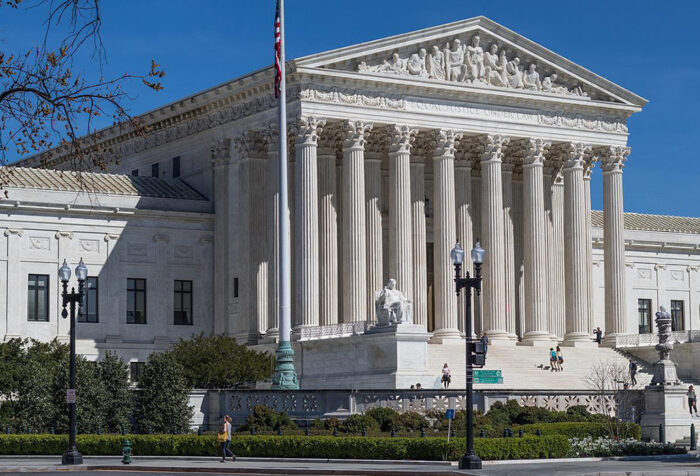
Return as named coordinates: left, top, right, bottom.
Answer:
left=473, top=369, right=503, bottom=384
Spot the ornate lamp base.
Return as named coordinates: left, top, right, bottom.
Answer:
left=271, top=340, right=299, bottom=390
left=459, top=454, right=482, bottom=469
left=61, top=449, right=83, bottom=465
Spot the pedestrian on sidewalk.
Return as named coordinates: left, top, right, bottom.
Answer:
left=593, top=327, right=603, bottom=344
left=556, top=346, right=564, bottom=371
left=688, top=385, right=699, bottom=417
left=441, top=363, right=451, bottom=389
left=549, top=348, right=558, bottom=372
left=629, top=360, right=638, bottom=385
left=220, top=415, right=236, bottom=462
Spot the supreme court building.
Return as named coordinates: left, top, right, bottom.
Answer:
left=3, top=17, right=699, bottom=388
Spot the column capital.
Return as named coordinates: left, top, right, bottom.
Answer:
left=233, top=130, right=266, bottom=159
left=511, top=137, right=550, bottom=167
left=551, top=142, right=592, bottom=170
left=210, top=138, right=232, bottom=167
left=342, top=120, right=373, bottom=151
left=464, top=134, right=510, bottom=163
left=295, top=116, right=325, bottom=146
left=429, top=129, right=462, bottom=159
left=261, top=123, right=279, bottom=153
left=595, top=146, right=630, bottom=173
left=388, top=125, right=418, bottom=155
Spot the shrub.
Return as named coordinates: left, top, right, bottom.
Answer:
left=341, top=415, right=378, bottom=434
left=516, top=422, right=641, bottom=440
left=365, top=407, right=399, bottom=432
left=567, top=436, right=686, bottom=457
left=394, top=412, right=428, bottom=433
left=0, top=434, right=569, bottom=460
left=238, top=405, right=298, bottom=432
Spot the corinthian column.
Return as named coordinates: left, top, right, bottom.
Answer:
left=389, top=125, right=417, bottom=303
left=583, top=160, right=595, bottom=332
left=410, top=148, right=427, bottom=329
left=263, top=126, right=280, bottom=339
left=501, top=157, right=517, bottom=340
left=480, top=134, right=510, bottom=342
left=551, top=168, right=566, bottom=340
left=365, top=136, right=384, bottom=321
left=430, top=130, right=462, bottom=341
left=342, top=121, right=372, bottom=322
left=558, top=143, right=593, bottom=345
left=294, top=117, right=324, bottom=328
left=520, top=138, right=552, bottom=345
left=599, top=146, right=630, bottom=343
left=455, top=146, right=474, bottom=336
left=318, top=129, right=339, bottom=326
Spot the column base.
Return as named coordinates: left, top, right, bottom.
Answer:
left=429, top=328, right=463, bottom=343
left=602, top=333, right=621, bottom=347
left=507, top=333, right=519, bottom=341
left=519, top=332, right=554, bottom=346
left=561, top=333, right=596, bottom=347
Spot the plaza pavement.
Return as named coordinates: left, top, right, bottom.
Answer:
left=1, top=454, right=700, bottom=475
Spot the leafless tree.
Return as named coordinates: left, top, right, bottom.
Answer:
left=0, top=0, right=165, bottom=196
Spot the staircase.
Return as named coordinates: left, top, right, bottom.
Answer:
left=427, top=341, right=655, bottom=390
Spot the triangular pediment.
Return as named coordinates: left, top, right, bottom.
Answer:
left=295, top=17, right=646, bottom=107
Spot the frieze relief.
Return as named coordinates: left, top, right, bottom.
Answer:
left=28, top=236, right=50, bottom=251
left=355, top=32, right=593, bottom=99
left=79, top=239, right=100, bottom=253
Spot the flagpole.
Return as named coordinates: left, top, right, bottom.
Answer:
left=271, top=0, right=299, bottom=390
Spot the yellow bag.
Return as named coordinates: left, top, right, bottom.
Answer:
left=216, top=432, right=227, bottom=443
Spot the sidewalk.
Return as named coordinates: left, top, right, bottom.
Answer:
left=1, top=454, right=699, bottom=475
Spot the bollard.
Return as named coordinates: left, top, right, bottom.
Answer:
left=27, top=427, right=31, bottom=435
left=361, top=426, right=367, bottom=437
left=197, top=427, right=202, bottom=436
left=50, top=427, right=55, bottom=435
left=250, top=425, right=256, bottom=436
left=277, top=427, right=283, bottom=436
left=536, top=429, right=542, bottom=437
left=420, top=426, right=426, bottom=438
left=691, top=423, right=697, bottom=451
left=519, top=429, right=524, bottom=438
left=121, top=426, right=126, bottom=436
left=97, top=427, right=102, bottom=435
left=333, top=426, right=339, bottom=437
left=148, top=427, right=153, bottom=435
left=390, top=426, right=396, bottom=438
left=172, top=427, right=178, bottom=435
left=305, top=426, right=310, bottom=436
left=659, top=424, right=665, bottom=443
left=480, top=429, right=486, bottom=438
left=121, top=439, right=132, bottom=465
left=503, top=427, right=508, bottom=438
left=450, top=428, right=456, bottom=438
left=5, top=426, right=10, bottom=435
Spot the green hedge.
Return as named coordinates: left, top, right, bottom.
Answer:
left=516, top=422, right=641, bottom=440
left=0, top=434, right=569, bottom=460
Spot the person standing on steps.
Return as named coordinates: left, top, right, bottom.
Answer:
left=556, top=346, right=564, bottom=371
left=549, top=348, right=558, bottom=372
left=688, top=385, right=698, bottom=417
left=629, top=360, right=638, bottom=385
left=593, top=327, right=603, bottom=345
left=441, top=363, right=451, bottom=389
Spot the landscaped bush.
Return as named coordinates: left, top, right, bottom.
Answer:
left=0, top=434, right=570, bottom=460
left=237, top=405, right=299, bottom=433
left=394, top=411, right=428, bottom=433
left=341, top=414, right=379, bottom=434
left=567, top=436, right=686, bottom=457
left=516, top=422, right=641, bottom=440
left=365, top=407, right=399, bottom=432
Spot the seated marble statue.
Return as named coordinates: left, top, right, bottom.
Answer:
left=375, top=279, right=413, bottom=326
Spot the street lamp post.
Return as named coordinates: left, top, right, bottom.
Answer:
left=451, top=240, right=484, bottom=470
left=58, top=258, right=87, bottom=465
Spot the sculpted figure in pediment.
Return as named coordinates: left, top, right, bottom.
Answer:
left=445, top=39, right=468, bottom=82
left=466, top=34, right=486, bottom=82
left=523, top=63, right=542, bottom=91
left=427, top=45, right=446, bottom=81
left=407, top=48, right=429, bottom=77
left=506, top=57, right=524, bottom=88
left=484, top=43, right=506, bottom=87
left=542, top=73, right=567, bottom=95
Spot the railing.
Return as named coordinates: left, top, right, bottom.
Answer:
left=614, top=330, right=700, bottom=348
left=299, top=320, right=377, bottom=341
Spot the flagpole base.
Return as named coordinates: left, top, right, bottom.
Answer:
left=271, top=340, right=299, bottom=389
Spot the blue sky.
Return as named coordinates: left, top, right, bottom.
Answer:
left=3, top=0, right=698, bottom=216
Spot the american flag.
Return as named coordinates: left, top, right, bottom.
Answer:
left=273, top=0, right=282, bottom=98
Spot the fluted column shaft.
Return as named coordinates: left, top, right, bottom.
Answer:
left=480, top=135, right=509, bottom=340
left=431, top=130, right=461, bottom=340
left=502, top=165, right=517, bottom=340
left=522, top=139, right=551, bottom=344
left=583, top=163, right=594, bottom=332
left=342, top=121, right=372, bottom=322
left=543, top=168, right=555, bottom=338
left=601, top=147, right=630, bottom=341
left=552, top=176, right=565, bottom=340
left=251, top=156, right=269, bottom=338
left=318, top=144, right=338, bottom=326
left=562, top=145, right=591, bottom=343
left=365, top=153, right=383, bottom=321
left=411, top=157, right=428, bottom=329
left=389, top=126, right=416, bottom=303
left=265, top=131, right=280, bottom=339
left=456, top=159, right=474, bottom=336
left=512, top=176, right=525, bottom=338
left=294, top=118, right=324, bottom=328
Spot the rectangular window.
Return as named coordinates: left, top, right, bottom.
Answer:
left=638, top=298, right=652, bottom=334
left=126, top=278, right=147, bottom=324
left=27, top=274, right=49, bottom=321
left=233, top=277, right=239, bottom=298
left=129, top=362, right=145, bottom=383
left=173, top=280, right=193, bottom=325
left=151, top=163, right=159, bottom=177
left=131, top=169, right=139, bottom=177
left=172, top=156, right=180, bottom=178
left=79, top=277, right=99, bottom=323
left=671, top=300, right=685, bottom=331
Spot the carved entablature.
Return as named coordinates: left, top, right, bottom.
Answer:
left=351, top=30, right=596, bottom=100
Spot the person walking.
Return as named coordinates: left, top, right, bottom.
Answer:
left=441, top=363, right=451, bottom=388
left=220, top=415, right=236, bottom=462
left=593, top=327, right=603, bottom=345
left=688, top=385, right=699, bottom=417
left=629, top=360, right=638, bottom=385
left=549, top=348, right=558, bottom=372
left=556, top=346, right=564, bottom=371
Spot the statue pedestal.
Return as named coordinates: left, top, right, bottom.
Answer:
left=640, top=384, right=692, bottom=443
left=297, top=323, right=434, bottom=389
